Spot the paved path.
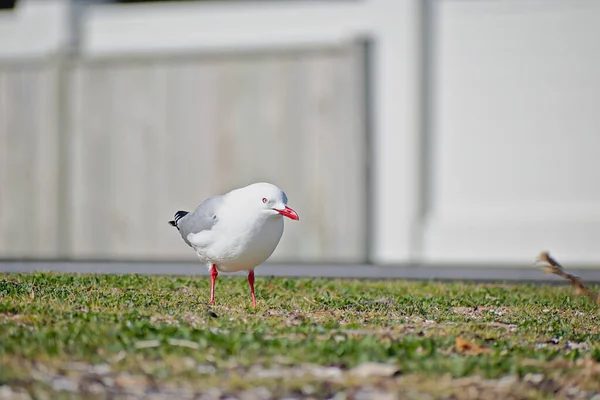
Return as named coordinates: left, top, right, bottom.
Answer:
left=2, top=261, right=600, bottom=283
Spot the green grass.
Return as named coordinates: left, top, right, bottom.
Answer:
left=1, top=272, right=600, bottom=399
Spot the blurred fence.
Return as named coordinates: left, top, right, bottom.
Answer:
left=2, top=0, right=600, bottom=267
left=0, top=45, right=367, bottom=262
left=0, top=63, right=61, bottom=259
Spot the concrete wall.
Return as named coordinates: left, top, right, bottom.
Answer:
left=423, top=1, right=600, bottom=266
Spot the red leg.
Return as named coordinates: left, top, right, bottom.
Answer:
left=210, top=264, right=218, bottom=305
left=248, top=270, right=256, bottom=308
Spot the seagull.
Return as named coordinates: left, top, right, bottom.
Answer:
left=168, top=182, right=299, bottom=308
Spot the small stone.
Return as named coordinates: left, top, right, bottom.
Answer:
left=354, top=390, right=398, bottom=400
left=321, top=366, right=343, bottom=379
left=0, top=386, right=12, bottom=394
left=64, top=362, right=88, bottom=371
left=405, top=391, right=433, bottom=400
left=0, top=388, right=30, bottom=400
left=350, top=363, right=401, bottom=379
left=565, top=387, right=583, bottom=397
left=330, top=392, right=348, bottom=400
left=51, top=377, right=78, bottom=392
left=183, top=357, right=196, bottom=369
left=101, top=376, right=115, bottom=387
left=115, top=373, right=148, bottom=394
left=197, top=364, right=217, bottom=375
left=251, top=367, right=287, bottom=379
left=91, top=363, right=111, bottom=375
left=197, top=388, right=223, bottom=400
left=86, top=382, right=105, bottom=394
left=497, top=375, right=518, bottom=388
left=524, top=373, right=544, bottom=385
left=302, top=384, right=316, bottom=395
left=566, top=341, right=588, bottom=351
left=307, top=365, right=343, bottom=380
left=0, top=386, right=14, bottom=400
left=240, top=386, right=272, bottom=400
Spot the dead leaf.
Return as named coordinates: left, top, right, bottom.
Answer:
left=114, top=373, right=148, bottom=392
left=455, top=337, right=489, bottom=355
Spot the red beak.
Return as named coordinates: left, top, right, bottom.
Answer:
left=275, top=206, right=299, bottom=221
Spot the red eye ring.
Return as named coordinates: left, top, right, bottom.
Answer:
left=262, top=198, right=268, bottom=203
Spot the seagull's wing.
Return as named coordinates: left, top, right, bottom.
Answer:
left=173, top=195, right=224, bottom=247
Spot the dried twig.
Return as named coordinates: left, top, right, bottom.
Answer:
left=535, top=251, right=600, bottom=305
left=134, top=339, right=201, bottom=351
left=134, top=340, right=160, bottom=349
left=167, top=338, right=200, bottom=350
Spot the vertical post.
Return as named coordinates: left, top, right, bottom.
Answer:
left=369, top=0, right=428, bottom=264
left=55, top=0, right=83, bottom=259
left=412, top=0, right=435, bottom=262
left=359, top=37, right=375, bottom=263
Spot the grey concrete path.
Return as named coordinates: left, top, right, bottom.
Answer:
left=2, top=261, right=600, bottom=283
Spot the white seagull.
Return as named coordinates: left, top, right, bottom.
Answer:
left=169, top=182, right=299, bottom=308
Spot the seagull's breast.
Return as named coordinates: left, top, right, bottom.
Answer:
left=205, top=216, right=284, bottom=272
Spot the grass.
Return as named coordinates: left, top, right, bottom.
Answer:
left=1, top=272, right=600, bottom=399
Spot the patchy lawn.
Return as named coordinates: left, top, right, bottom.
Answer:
left=1, top=272, right=600, bottom=399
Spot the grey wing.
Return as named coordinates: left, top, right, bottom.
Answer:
left=177, top=195, right=224, bottom=247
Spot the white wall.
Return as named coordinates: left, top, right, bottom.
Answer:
left=424, top=0, right=600, bottom=266
left=0, top=0, right=71, bottom=59
left=1, top=0, right=600, bottom=266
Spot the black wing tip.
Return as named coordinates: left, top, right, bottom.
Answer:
left=169, top=210, right=189, bottom=228
left=174, top=210, right=189, bottom=221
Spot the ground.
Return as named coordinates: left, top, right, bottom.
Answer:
left=1, top=272, right=600, bottom=400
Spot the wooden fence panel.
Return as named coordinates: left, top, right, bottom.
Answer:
left=68, top=47, right=366, bottom=262
left=0, top=65, right=60, bottom=258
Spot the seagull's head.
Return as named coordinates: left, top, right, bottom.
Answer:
left=240, top=182, right=299, bottom=221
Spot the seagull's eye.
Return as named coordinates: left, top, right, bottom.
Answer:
left=262, top=198, right=268, bottom=204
